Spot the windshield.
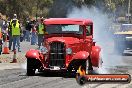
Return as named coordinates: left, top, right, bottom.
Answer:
left=121, top=24, right=132, bottom=31
left=45, top=25, right=83, bottom=34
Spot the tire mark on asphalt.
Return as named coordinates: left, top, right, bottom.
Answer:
left=82, top=84, right=104, bottom=88
left=19, top=77, right=63, bottom=88
left=0, top=77, right=63, bottom=88
left=46, top=78, right=77, bottom=88
left=91, top=83, right=104, bottom=88
left=0, top=68, right=79, bottom=88
left=58, top=79, right=80, bottom=88
left=0, top=69, right=28, bottom=85
left=0, top=69, right=25, bottom=78
left=29, top=78, right=75, bottom=88
left=110, top=77, right=132, bottom=88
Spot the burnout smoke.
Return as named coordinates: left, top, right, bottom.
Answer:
left=67, top=6, right=126, bottom=74
left=21, top=60, right=27, bottom=69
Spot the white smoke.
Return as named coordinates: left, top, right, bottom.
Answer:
left=67, top=6, right=126, bottom=74
left=21, top=60, right=27, bottom=69
left=67, top=6, right=110, bottom=41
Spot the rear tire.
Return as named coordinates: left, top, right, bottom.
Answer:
left=77, top=58, right=93, bottom=76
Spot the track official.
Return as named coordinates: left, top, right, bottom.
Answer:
left=37, top=17, right=45, bottom=48
left=10, top=14, right=21, bottom=52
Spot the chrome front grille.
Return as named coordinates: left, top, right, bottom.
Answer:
left=49, top=42, right=65, bottom=67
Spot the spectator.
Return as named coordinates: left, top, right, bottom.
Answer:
left=31, top=20, right=37, bottom=45
left=2, top=20, right=8, bottom=42
left=0, top=14, right=3, bottom=30
left=0, top=15, right=3, bottom=54
left=25, top=20, right=32, bottom=42
left=8, top=17, right=13, bottom=50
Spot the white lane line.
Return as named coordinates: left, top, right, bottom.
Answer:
left=0, top=63, right=21, bottom=70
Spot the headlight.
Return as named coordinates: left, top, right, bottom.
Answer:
left=39, top=46, right=48, bottom=54
left=66, top=48, right=72, bottom=54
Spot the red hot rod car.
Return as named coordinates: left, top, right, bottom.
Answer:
left=25, top=18, right=101, bottom=76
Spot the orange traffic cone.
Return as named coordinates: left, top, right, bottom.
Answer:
left=2, top=36, right=9, bottom=54
left=10, top=49, right=17, bottom=63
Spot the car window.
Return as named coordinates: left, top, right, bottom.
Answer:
left=46, top=24, right=83, bottom=35
left=62, top=25, right=79, bottom=31
left=86, top=25, right=92, bottom=36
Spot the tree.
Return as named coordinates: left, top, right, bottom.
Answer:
left=0, top=0, right=53, bottom=20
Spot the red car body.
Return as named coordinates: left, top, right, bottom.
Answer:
left=25, top=18, right=101, bottom=76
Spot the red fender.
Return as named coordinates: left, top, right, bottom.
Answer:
left=91, top=46, right=101, bottom=67
left=25, top=49, right=40, bottom=59
left=72, top=51, right=89, bottom=60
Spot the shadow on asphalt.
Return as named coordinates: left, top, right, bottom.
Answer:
left=35, top=72, right=75, bottom=78
left=33, top=70, right=99, bottom=78
left=20, top=70, right=99, bottom=78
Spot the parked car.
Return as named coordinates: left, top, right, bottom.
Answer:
left=114, top=24, right=132, bottom=54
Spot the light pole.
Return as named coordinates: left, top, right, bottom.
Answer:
left=127, top=0, right=131, bottom=23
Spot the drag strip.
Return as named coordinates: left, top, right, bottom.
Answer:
left=0, top=69, right=80, bottom=88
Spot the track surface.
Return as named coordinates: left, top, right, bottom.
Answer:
left=0, top=41, right=132, bottom=88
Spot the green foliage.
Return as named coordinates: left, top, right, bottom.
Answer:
left=0, top=0, right=131, bottom=21
left=0, top=0, right=53, bottom=20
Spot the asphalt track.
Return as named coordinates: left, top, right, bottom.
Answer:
left=0, top=41, right=132, bottom=88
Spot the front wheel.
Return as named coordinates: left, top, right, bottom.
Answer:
left=27, top=68, right=36, bottom=76
left=26, top=59, right=37, bottom=76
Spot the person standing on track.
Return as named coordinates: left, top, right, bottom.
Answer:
left=25, top=20, right=32, bottom=42
left=10, top=14, right=22, bottom=52
left=36, top=17, right=45, bottom=48
left=31, top=20, right=37, bottom=45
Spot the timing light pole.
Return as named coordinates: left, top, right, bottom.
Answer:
left=127, top=0, right=131, bottom=23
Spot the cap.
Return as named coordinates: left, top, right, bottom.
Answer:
left=14, top=14, right=17, bottom=16
left=26, top=21, right=29, bottom=23
left=13, top=14, right=17, bottom=18
left=41, top=17, right=44, bottom=21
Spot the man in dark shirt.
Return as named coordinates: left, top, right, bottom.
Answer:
left=25, top=21, right=32, bottom=42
